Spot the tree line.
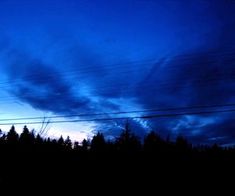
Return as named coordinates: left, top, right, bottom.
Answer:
left=0, top=123, right=234, bottom=159
left=1, top=123, right=234, bottom=189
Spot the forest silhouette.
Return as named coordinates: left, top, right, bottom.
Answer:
left=0, top=123, right=234, bottom=190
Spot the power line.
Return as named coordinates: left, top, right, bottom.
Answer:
left=0, top=103, right=235, bottom=122
left=0, top=108, right=234, bottom=126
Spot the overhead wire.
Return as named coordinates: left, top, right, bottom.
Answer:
left=0, top=108, right=234, bottom=126
left=0, top=50, right=234, bottom=124
left=0, top=102, right=234, bottom=122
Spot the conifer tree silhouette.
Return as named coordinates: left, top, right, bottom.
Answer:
left=7, top=126, right=19, bottom=144
left=91, top=132, right=106, bottom=152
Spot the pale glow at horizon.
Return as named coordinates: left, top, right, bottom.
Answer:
left=0, top=101, right=97, bottom=142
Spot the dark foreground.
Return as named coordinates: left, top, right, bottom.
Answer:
left=1, top=150, right=235, bottom=194
left=0, top=126, right=235, bottom=192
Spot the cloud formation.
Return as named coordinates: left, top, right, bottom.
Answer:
left=0, top=0, right=235, bottom=144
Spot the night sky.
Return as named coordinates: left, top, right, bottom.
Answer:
left=0, top=0, right=234, bottom=145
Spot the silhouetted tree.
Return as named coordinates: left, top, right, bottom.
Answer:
left=91, top=132, right=106, bottom=152
left=58, top=136, right=65, bottom=146
left=7, top=126, right=19, bottom=144
left=65, top=136, right=72, bottom=150
left=74, top=141, right=80, bottom=151
left=19, top=126, right=34, bottom=146
left=35, top=134, right=43, bottom=144
left=52, top=139, right=58, bottom=145
left=116, top=122, right=141, bottom=153
left=81, top=139, right=89, bottom=151
left=175, top=135, right=191, bottom=154
left=144, top=131, right=165, bottom=152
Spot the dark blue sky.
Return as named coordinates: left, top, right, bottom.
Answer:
left=0, top=0, right=234, bottom=144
